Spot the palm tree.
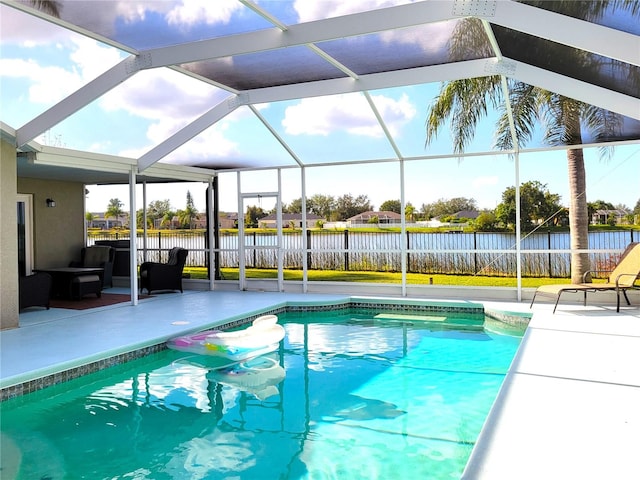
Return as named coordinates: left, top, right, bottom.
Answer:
left=405, top=203, right=416, bottom=222
left=85, top=211, right=95, bottom=228
left=426, top=2, right=638, bottom=283
left=177, top=190, right=199, bottom=229
left=105, top=198, right=124, bottom=229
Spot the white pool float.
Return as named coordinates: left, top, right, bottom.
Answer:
left=167, top=315, right=285, bottom=362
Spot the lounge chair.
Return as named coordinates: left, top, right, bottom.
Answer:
left=530, top=242, right=640, bottom=313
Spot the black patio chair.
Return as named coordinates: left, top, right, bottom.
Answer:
left=69, top=245, right=115, bottom=288
left=139, top=247, right=189, bottom=294
left=19, top=272, right=52, bottom=310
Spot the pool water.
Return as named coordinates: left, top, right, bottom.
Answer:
left=0, top=309, right=522, bottom=479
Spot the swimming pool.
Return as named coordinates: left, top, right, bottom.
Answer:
left=0, top=308, right=523, bottom=479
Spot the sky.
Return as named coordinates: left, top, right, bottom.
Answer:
left=1, top=1, right=639, bottom=216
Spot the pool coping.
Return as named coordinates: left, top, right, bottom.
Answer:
left=0, top=296, right=528, bottom=401
left=461, top=304, right=640, bottom=479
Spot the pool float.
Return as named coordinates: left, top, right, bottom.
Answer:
left=167, top=315, right=285, bottom=362
left=208, top=354, right=286, bottom=400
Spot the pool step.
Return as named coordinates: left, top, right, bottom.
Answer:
left=374, top=313, right=448, bottom=322
left=373, top=312, right=484, bottom=329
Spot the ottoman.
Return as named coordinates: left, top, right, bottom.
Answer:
left=72, top=274, right=102, bottom=299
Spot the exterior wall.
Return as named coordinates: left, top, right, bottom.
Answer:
left=1, top=139, right=19, bottom=329
left=219, top=215, right=237, bottom=229
left=17, top=177, right=86, bottom=269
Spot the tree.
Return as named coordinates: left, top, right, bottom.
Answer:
left=285, top=198, right=303, bottom=214
left=245, top=205, right=266, bottom=228
left=333, top=194, right=372, bottom=221
left=142, top=199, right=173, bottom=229
left=587, top=199, right=615, bottom=221
left=136, top=209, right=153, bottom=229
left=309, top=194, right=336, bottom=220
left=176, top=190, right=198, bottom=229
left=85, top=212, right=95, bottom=228
left=105, top=198, right=124, bottom=228
left=380, top=199, right=401, bottom=214
left=420, top=197, right=477, bottom=219
left=283, top=195, right=337, bottom=220
left=425, top=3, right=638, bottom=282
left=495, top=181, right=563, bottom=230
left=405, top=203, right=416, bottom=222
left=588, top=199, right=615, bottom=210
left=472, top=211, right=498, bottom=232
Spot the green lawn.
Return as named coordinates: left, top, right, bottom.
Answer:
left=183, top=267, right=594, bottom=288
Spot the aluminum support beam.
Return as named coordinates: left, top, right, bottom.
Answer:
left=16, top=55, right=141, bottom=147
left=144, top=1, right=455, bottom=68
left=491, top=1, right=640, bottom=68
left=137, top=96, right=239, bottom=171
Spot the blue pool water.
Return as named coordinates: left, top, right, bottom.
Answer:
left=0, top=309, right=522, bottom=479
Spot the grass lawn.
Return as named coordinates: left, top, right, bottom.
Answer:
left=182, top=267, right=594, bottom=288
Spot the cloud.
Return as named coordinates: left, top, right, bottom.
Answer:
left=0, top=5, right=69, bottom=45
left=371, top=93, right=417, bottom=136
left=294, top=0, right=413, bottom=22
left=112, top=1, right=174, bottom=24
left=101, top=68, right=227, bottom=120
left=99, top=67, right=234, bottom=160
left=118, top=113, right=240, bottom=162
left=166, top=0, right=242, bottom=27
left=292, top=0, right=453, bottom=62
left=0, top=57, right=82, bottom=105
left=379, top=21, right=455, bottom=57
left=0, top=26, right=123, bottom=107
left=282, top=93, right=415, bottom=137
left=62, top=0, right=241, bottom=33
left=69, top=37, right=124, bottom=82
left=164, top=124, right=241, bottom=163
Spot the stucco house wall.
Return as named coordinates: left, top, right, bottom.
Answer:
left=17, top=177, right=86, bottom=269
left=1, top=138, right=19, bottom=329
left=1, top=136, right=87, bottom=329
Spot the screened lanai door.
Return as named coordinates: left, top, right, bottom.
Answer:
left=238, top=191, right=284, bottom=292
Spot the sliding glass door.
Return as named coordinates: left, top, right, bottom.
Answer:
left=17, top=194, right=34, bottom=276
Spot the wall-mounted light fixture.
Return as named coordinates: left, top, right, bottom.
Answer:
left=46, top=198, right=56, bottom=208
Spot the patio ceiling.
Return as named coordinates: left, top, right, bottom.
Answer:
left=3, top=0, right=640, bottom=179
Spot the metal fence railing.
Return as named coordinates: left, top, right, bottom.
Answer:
left=88, top=229, right=639, bottom=278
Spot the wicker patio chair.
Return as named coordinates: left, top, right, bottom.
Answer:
left=139, top=247, right=189, bottom=294
left=69, top=245, right=115, bottom=288
left=19, top=272, right=52, bottom=311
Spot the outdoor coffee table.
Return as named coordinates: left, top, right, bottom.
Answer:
left=34, top=267, right=104, bottom=300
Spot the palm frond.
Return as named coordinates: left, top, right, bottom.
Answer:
left=494, top=81, right=540, bottom=150
left=28, top=1, right=61, bottom=17
left=582, top=104, right=624, bottom=160
left=448, top=18, right=494, bottom=61
left=426, top=76, right=502, bottom=153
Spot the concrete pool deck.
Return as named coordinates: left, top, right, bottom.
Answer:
left=464, top=300, right=640, bottom=480
left=2, top=289, right=639, bottom=479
